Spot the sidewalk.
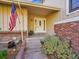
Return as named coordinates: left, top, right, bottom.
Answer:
left=24, top=37, right=48, bottom=59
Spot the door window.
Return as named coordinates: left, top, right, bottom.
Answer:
left=39, top=20, right=41, bottom=26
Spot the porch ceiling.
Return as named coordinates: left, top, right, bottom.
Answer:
left=0, top=0, right=60, bottom=16
left=26, top=5, right=59, bottom=16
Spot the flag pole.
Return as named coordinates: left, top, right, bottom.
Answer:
left=17, top=1, right=24, bottom=42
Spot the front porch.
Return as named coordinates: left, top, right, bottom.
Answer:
left=0, top=0, right=60, bottom=38
left=27, top=4, right=60, bottom=36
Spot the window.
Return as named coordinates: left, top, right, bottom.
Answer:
left=39, top=20, right=41, bottom=26
left=69, top=0, right=79, bottom=12
left=32, top=0, right=44, bottom=4
left=9, top=0, right=44, bottom=4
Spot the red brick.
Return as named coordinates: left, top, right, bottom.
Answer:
left=54, top=21, right=79, bottom=54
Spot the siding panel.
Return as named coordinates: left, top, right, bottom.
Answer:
left=0, top=4, right=3, bottom=31
left=23, top=9, right=27, bottom=31
left=0, top=4, right=28, bottom=32
left=3, top=6, right=8, bottom=31
left=7, top=6, right=11, bottom=31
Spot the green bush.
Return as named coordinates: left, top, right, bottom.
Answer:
left=41, top=36, right=79, bottom=59
left=0, top=50, right=7, bottom=59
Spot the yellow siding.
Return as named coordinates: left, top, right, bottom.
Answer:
left=15, top=7, right=20, bottom=31
left=0, top=4, right=28, bottom=32
left=3, top=5, right=8, bottom=31
left=23, top=8, right=28, bottom=31
left=28, top=15, right=34, bottom=32
left=0, top=4, right=3, bottom=31
left=7, top=5, right=11, bottom=31
left=46, top=12, right=59, bottom=35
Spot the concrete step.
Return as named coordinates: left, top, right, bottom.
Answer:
left=24, top=35, right=48, bottom=59
left=28, top=33, right=47, bottom=38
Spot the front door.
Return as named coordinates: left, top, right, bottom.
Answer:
left=34, top=17, right=46, bottom=33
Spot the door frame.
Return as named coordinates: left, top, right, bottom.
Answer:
left=34, top=17, right=46, bottom=33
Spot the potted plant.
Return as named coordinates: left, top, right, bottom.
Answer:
left=28, top=30, right=34, bottom=36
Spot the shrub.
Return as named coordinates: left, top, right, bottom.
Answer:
left=0, top=50, right=7, bottom=59
left=41, top=36, right=79, bottom=59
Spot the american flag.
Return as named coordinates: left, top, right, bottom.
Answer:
left=9, top=3, right=17, bottom=31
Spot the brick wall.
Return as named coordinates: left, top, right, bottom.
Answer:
left=0, top=32, right=27, bottom=41
left=54, top=21, right=79, bottom=54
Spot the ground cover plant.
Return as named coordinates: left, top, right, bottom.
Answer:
left=0, top=50, right=7, bottom=59
left=41, top=36, right=79, bottom=59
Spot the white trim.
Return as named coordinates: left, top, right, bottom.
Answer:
left=66, top=0, right=69, bottom=15
left=66, top=0, right=79, bottom=15
left=54, top=16, right=79, bottom=24
left=43, top=18, right=46, bottom=33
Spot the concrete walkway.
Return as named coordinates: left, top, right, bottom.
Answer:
left=24, top=37, right=48, bottom=59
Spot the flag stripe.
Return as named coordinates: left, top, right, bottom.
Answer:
left=9, top=3, right=17, bottom=31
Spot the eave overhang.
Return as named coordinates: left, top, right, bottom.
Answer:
left=0, top=0, right=60, bottom=16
